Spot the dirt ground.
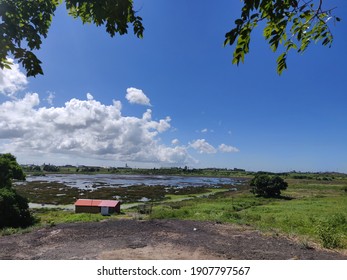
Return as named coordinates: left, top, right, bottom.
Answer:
left=0, top=219, right=346, bottom=260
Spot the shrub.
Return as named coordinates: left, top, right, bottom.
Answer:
left=0, top=188, right=34, bottom=228
left=0, top=153, right=34, bottom=229
left=250, top=174, right=288, bottom=198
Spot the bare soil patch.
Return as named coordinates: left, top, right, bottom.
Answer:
left=0, top=219, right=345, bottom=260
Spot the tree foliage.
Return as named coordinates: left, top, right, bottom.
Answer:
left=0, top=153, right=25, bottom=188
left=0, top=0, right=340, bottom=76
left=0, top=187, right=34, bottom=228
left=250, top=173, right=288, bottom=197
left=0, top=0, right=144, bottom=76
left=0, top=153, right=33, bottom=228
left=42, top=163, right=60, bottom=172
left=224, top=0, right=340, bottom=74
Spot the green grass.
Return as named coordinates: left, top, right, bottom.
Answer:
left=0, top=209, right=118, bottom=236
left=164, top=188, right=227, bottom=201
left=30, top=208, right=122, bottom=227
left=150, top=179, right=347, bottom=249
left=150, top=193, right=271, bottom=222
left=239, top=196, right=347, bottom=246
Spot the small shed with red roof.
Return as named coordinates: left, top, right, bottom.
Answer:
left=74, top=199, right=120, bottom=215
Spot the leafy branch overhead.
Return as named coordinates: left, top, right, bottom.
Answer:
left=224, top=0, right=340, bottom=74
left=0, top=0, right=340, bottom=77
left=0, top=0, right=144, bottom=77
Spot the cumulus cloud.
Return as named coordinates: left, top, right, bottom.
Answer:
left=218, top=144, right=239, bottom=153
left=0, top=86, right=240, bottom=166
left=0, top=58, right=28, bottom=97
left=0, top=92, right=192, bottom=165
left=126, top=87, right=151, bottom=106
left=190, top=139, right=217, bottom=154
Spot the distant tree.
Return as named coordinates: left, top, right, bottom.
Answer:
left=43, top=164, right=60, bottom=172
left=32, top=165, right=42, bottom=172
left=23, top=165, right=41, bottom=172
left=250, top=174, right=288, bottom=198
left=0, top=153, right=34, bottom=228
left=0, top=0, right=339, bottom=76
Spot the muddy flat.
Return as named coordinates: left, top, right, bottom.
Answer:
left=0, top=219, right=345, bottom=260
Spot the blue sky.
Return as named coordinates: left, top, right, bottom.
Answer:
left=0, top=0, right=346, bottom=172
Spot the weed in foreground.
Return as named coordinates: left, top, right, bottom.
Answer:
left=315, top=214, right=346, bottom=249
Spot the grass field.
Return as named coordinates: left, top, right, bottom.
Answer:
left=150, top=179, right=347, bottom=249
left=4, top=176, right=347, bottom=250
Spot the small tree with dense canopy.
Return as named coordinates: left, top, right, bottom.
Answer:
left=250, top=174, right=288, bottom=198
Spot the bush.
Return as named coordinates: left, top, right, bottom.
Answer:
left=0, top=188, right=34, bottom=228
left=0, top=153, right=34, bottom=229
left=250, top=174, right=288, bottom=198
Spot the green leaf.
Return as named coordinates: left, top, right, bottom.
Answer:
left=3, top=64, right=12, bottom=70
left=322, top=38, right=330, bottom=46
left=276, top=52, right=287, bottom=75
left=250, top=13, right=259, bottom=20
left=235, top=19, right=243, bottom=25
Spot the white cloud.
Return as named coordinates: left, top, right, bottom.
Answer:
left=46, top=91, right=55, bottom=105
left=126, top=87, right=151, bottom=106
left=0, top=58, right=28, bottom=97
left=87, top=93, right=94, bottom=100
left=218, top=144, right=239, bottom=153
left=190, top=139, right=217, bottom=154
left=0, top=92, right=193, bottom=165
left=0, top=86, right=240, bottom=166
left=189, top=140, right=239, bottom=155
left=199, top=128, right=214, bottom=133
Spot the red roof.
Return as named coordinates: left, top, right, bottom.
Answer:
left=74, top=199, right=119, bottom=207
left=99, top=200, right=119, bottom=207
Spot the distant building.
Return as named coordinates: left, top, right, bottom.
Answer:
left=74, top=199, right=121, bottom=215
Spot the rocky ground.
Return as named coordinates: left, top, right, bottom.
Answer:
left=0, top=219, right=346, bottom=260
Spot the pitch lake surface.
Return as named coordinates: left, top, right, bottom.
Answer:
left=24, top=174, right=243, bottom=189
